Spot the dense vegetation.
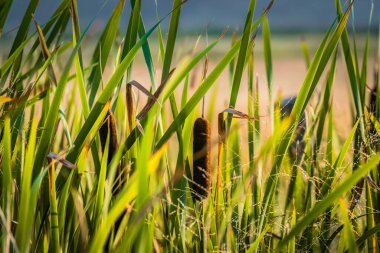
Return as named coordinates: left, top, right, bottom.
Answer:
left=0, top=0, right=379, bottom=252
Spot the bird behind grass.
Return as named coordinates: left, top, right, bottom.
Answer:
left=279, top=97, right=307, bottom=163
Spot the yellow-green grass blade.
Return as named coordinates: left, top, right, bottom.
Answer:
left=33, top=17, right=73, bottom=147
left=315, top=50, right=337, bottom=150
left=15, top=118, right=37, bottom=252
left=1, top=116, right=13, bottom=202
left=301, top=38, right=311, bottom=68
left=339, top=198, right=358, bottom=253
left=277, top=152, right=380, bottom=250
left=94, top=127, right=110, bottom=227
left=0, top=0, right=13, bottom=33
left=161, top=0, right=183, bottom=82
left=88, top=0, right=125, bottom=106
left=356, top=223, right=380, bottom=249
left=155, top=3, right=271, bottom=151
left=288, top=204, right=297, bottom=253
left=6, top=0, right=39, bottom=80
left=1, top=116, right=13, bottom=253
left=48, top=161, right=60, bottom=253
left=71, top=0, right=89, bottom=117
left=319, top=119, right=360, bottom=198
left=155, top=0, right=165, bottom=62
left=263, top=14, right=273, bottom=131
left=88, top=142, right=167, bottom=252
left=246, top=227, right=268, bottom=253
left=121, top=0, right=141, bottom=60
left=121, top=38, right=220, bottom=152
left=0, top=35, right=32, bottom=79
left=228, top=0, right=256, bottom=124
left=336, top=0, right=365, bottom=140
left=71, top=0, right=102, bottom=173
left=28, top=0, right=70, bottom=56
left=32, top=14, right=97, bottom=175
left=64, top=17, right=162, bottom=166
left=1, top=117, right=13, bottom=197
left=136, top=14, right=157, bottom=91
left=260, top=3, right=352, bottom=234
left=160, top=0, right=185, bottom=209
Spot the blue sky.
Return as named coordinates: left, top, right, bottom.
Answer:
left=4, top=0, right=379, bottom=34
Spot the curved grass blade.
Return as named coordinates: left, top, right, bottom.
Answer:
left=5, top=0, right=39, bottom=82
left=64, top=16, right=164, bottom=166
left=88, top=0, right=126, bottom=106
left=319, top=119, right=360, bottom=198
left=47, top=160, right=60, bottom=253
left=227, top=0, right=257, bottom=127
left=263, top=14, right=273, bottom=130
left=155, top=14, right=269, bottom=149
left=260, top=3, right=352, bottom=234
left=33, top=12, right=98, bottom=175
left=0, top=0, right=13, bottom=34
left=15, top=118, right=37, bottom=252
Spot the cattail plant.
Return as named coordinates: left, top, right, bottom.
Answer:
left=216, top=112, right=226, bottom=232
left=99, top=109, right=125, bottom=193
left=99, top=109, right=118, bottom=165
left=191, top=117, right=211, bottom=201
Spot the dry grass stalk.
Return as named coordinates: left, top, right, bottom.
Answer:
left=126, top=82, right=134, bottom=133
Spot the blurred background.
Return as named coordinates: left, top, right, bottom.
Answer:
left=3, top=0, right=379, bottom=33
left=2, top=0, right=379, bottom=137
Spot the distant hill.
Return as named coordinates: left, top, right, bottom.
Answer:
left=3, top=0, right=379, bottom=34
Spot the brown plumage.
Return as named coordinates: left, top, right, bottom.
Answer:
left=191, top=117, right=211, bottom=201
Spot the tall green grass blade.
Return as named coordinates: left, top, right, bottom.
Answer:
left=32, top=16, right=93, bottom=175
left=301, top=38, right=310, bottom=68
left=319, top=119, right=360, bottom=198
left=0, top=0, right=13, bottom=34
left=260, top=3, right=352, bottom=234
left=278, top=153, right=380, bottom=249
left=228, top=0, right=256, bottom=125
left=315, top=50, right=337, bottom=151
left=161, top=0, right=182, bottom=81
left=0, top=36, right=32, bottom=79
left=155, top=10, right=271, bottom=149
left=339, top=198, right=358, bottom=253
left=356, top=224, right=380, bottom=249
left=6, top=0, right=39, bottom=82
left=1, top=116, right=13, bottom=253
left=64, top=18, right=162, bottom=166
left=335, top=0, right=365, bottom=140
left=94, top=127, right=110, bottom=227
left=48, top=161, right=60, bottom=253
left=15, top=118, right=37, bottom=252
left=121, top=39, right=219, bottom=152
left=88, top=0, right=125, bottom=106
left=263, top=14, right=273, bottom=131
